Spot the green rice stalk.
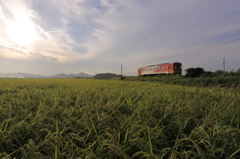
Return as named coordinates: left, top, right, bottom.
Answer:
left=230, top=148, right=240, bottom=158
left=148, top=127, right=153, bottom=157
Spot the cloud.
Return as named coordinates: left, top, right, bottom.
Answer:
left=90, top=1, right=240, bottom=59
left=0, top=0, right=240, bottom=75
left=0, top=0, right=86, bottom=62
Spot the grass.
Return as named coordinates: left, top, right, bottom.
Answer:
left=0, top=79, right=240, bottom=158
left=124, top=75, right=240, bottom=88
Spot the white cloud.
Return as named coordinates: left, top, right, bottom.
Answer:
left=0, top=0, right=240, bottom=75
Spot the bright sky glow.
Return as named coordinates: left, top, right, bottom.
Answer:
left=0, top=0, right=240, bottom=75
left=6, top=14, right=36, bottom=46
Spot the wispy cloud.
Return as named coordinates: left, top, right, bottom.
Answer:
left=0, top=0, right=240, bottom=75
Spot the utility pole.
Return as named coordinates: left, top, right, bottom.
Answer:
left=121, top=64, right=123, bottom=78
left=223, top=57, right=225, bottom=72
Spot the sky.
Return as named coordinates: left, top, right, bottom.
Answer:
left=0, top=0, right=240, bottom=76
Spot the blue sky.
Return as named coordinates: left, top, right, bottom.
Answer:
left=0, top=0, right=240, bottom=76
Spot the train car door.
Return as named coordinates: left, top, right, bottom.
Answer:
left=168, top=65, right=172, bottom=74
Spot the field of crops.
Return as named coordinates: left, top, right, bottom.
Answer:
left=0, top=79, right=240, bottom=158
left=123, top=75, right=240, bottom=88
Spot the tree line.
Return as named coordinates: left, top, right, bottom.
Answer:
left=185, top=67, right=240, bottom=78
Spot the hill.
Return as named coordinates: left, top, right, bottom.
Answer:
left=0, top=72, right=93, bottom=78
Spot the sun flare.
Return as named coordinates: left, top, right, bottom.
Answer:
left=6, top=14, right=37, bottom=46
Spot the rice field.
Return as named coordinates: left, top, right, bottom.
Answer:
left=0, top=79, right=240, bottom=158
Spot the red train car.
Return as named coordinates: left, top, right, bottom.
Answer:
left=138, top=62, right=182, bottom=76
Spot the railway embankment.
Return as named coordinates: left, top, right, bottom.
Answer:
left=123, top=75, right=240, bottom=88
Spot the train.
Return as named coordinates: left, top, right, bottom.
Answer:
left=138, top=62, right=182, bottom=76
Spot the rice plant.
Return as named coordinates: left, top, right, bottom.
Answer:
left=0, top=79, right=239, bottom=158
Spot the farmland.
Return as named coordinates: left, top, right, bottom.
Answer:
left=0, top=79, right=240, bottom=158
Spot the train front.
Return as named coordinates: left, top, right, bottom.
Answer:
left=173, top=62, right=182, bottom=75
left=138, top=67, right=145, bottom=76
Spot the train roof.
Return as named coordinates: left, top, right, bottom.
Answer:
left=144, top=62, right=181, bottom=67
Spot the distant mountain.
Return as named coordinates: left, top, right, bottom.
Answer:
left=48, top=72, right=93, bottom=78
left=0, top=72, right=43, bottom=78
left=49, top=73, right=70, bottom=79
left=0, top=72, right=93, bottom=78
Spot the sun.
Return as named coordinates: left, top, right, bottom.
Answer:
left=6, top=15, right=37, bottom=46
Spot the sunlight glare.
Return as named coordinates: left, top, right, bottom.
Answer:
left=6, top=15, right=37, bottom=46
